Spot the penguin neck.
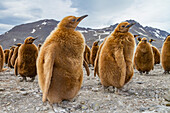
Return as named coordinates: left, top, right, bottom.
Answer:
left=111, top=30, right=129, bottom=38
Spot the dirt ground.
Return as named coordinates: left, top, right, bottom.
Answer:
left=0, top=64, right=170, bottom=113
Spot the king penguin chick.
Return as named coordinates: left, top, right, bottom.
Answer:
left=161, top=35, right=170, bottom=74
left=11, top=43, right=22, bottom=67
left=38, top=43, right=42, bottom=51
left=98, top=22, right=135, bottom=89
left=14, top=37, right=38, bottom=82
left=4, top=49, right=10, bottom=65
left=134, top=38, right=154, bottom=74
left=149, top=39, right=160, bottom=65
left=37, top=15, right=88, bottom=104
left=84, top=44, right=91, bottom=65
left=90, top=40, right=99, bottom=66
left=0, top=45, right=5, bottom=72
left=8, top=46, right=16, bottom=68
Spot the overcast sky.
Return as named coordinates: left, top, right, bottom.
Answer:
left=0, top=0, right=170, bottom=34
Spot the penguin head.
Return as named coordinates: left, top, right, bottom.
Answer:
left=141, top=37, right=147, bottom=43
left=149, top=39, right=156, bottom=43
left=9, top=46, right=16, bottom=50
left=14, top=43, right=22, bottom=47
left=93, top=40, right=100, bottom=46
left=134, top=34, right=140, bottom=38
left=4, top=49, right=8, bottom=53
left=164, top=35, right=170, bottom=42
left=115, top=22, right=136, bottom=33
left=24, top=37, right=37, bottom=44
left=137, top=37, right=142, bottom=42
left=38, top=43, right=42, bottom=47
left=58, top=15, right=88, bottom=30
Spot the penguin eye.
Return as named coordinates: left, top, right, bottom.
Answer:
left=71, top=19, right=76, bottom=22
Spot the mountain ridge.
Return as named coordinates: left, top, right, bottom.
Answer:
left=0, top=19, right=169, bottom=49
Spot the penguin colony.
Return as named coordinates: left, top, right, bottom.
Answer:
left=0, top=15, right=169, bottom=105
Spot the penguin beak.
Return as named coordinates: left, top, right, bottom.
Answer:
left=134, top=34, right=140, bottom=38
left=32, top=37, right=38, bottom=41
left=14, top=44, right=18, bottom=46
left=77, top=15, right=88, bottom=22
left=126, top=22, right=136, bottom=28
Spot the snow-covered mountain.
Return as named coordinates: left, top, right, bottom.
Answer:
left=0, top=19, right=169, bottom=49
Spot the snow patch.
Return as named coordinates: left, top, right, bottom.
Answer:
left=78, top=30, right=88, bottom=33
left=31, top=29, right=36, bottom=33
left=139, top=27, right=145, bottom=33
left=13, top=38, right=16, bottom=42
left=156, top=30, right=160, bottom=34
left=153, top=32, right=159, bottom=37
left=42, top=22, right=47, bottom=25
left=39, top=27, right=41, bottom=29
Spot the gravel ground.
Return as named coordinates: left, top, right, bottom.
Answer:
left=0, top=64, right=170, bottom=113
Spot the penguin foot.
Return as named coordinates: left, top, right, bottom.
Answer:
left=139, top=71, right=143, bottom=75
left=28, top=77, right=35, bottom=82
left=163, top=71, right=168, bottom=74
left=146, top=71, right=149, bottom=74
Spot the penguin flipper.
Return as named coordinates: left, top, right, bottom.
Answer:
left=14, top=58, right=18, bottom=76
left=42, top=53, right=55, bottom=103
left=83, top=60, right=90, bottom=76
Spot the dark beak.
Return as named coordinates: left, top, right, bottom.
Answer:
left=14, top=44, right=18, bottom=46
left=77, top=15, right=88, bottom=22
left=32, top=37, right=38, bottom=41
left=126, top=22, right=136, bottom=28
left=134, top=34, right=140, bottom=38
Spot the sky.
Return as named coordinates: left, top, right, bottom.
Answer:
left=0, top=0, right=170, bottom=34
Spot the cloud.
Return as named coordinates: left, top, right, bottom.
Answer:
left=0, top=0, right=78, bottom=34
left=0, top=23, right=13, bottom=33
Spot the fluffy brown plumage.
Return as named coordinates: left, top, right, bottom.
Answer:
left=8, top=46, right=16, bottom=68
left=11, top=43, right=22, bottom=67
left=14, top=37, right=38, bottom=82
left=0, top=45, right=5, bottom=72
left=149, top=39, right=160, bottom=65
left=98, top=22, right=135, bottom=88
left=134, top=38, right=154, bottom=74
left=37, top=15, right=88, bottom=103
left=90, top=41, right=99, bottom=66
left=84, top=44, right=91, bottom=65
left=4, top=49, right=10, bottom=64
left=161, top=35, right=170, bottom=74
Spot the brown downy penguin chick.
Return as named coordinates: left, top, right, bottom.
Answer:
left=38, top=43, right=42, bottom=51
left=4, top=49, right=10, bottom=64
left=98, top=22, right=135, bottom=89
left=37, top=15, right=88, bottom=104
left=11, top=43, right=22, bottom=67
left=8, top=46, right=16, bottom=68
left=0, top=45, right=5, bottom=72
left=90, top=40, right=99, bottom=66
left=161, top=35, right=170, bottom=74
left=149, top=39, right=160, bottom=65
left=14, top=37, right=38, bottom=82
left=84, top=44, right=91, bottom=65
left=134, top=38, right=154, bottom=74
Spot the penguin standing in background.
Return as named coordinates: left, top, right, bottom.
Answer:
left=4, top=49, right=10, bottom=65
left=161, top=35, right=170, bottom=74
left=8, top=46, right=16, bottom=68
left=134, top=38, right=154, bottom=74
left=149, top=39, right=160, bottom=65
left=15, top=37, right=38, bottom=82
left=11, top=43, right=22, bottom=67
left=0, top=45, right=5, bottom=72
left=84, top=44, right=91, bottom=65
left=90, top=40, right=99, bottom=66
left=98, top=22, right=135, bottom=89
left=37, top=15, right=88, bottom=103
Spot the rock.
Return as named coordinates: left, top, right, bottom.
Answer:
left=21, top=91, right=28, bottom=96
left=136, top=81, right=144, bottom=84
left=92, top=87, right=100, bottom=92
left=164, top=92, right=170, bottom=102
left=165, top=102, right=170, bottom=106
left=139, top=107, right=148, bottom=112
left=91, top=102, right=100, bottom=111
left=0, top=88, right=5, bottom=91
left=20, top=88, right=25, bottom=91
left=81, top=105, right=88, bottom=110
